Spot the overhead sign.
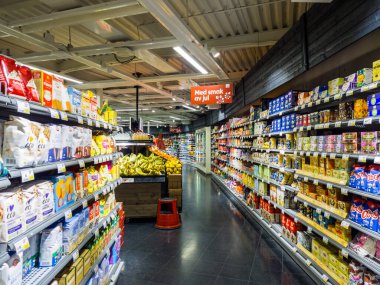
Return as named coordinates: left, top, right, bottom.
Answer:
left=191, top=84, right=233, bottom=105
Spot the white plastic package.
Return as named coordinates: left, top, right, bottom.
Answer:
left=0, top=253, right=22, bottom=285
left=0, top=188, right=24, bottom=242
left=48, top=124, right=62, bottom=162
left=39, top=223, right=63, bottom=267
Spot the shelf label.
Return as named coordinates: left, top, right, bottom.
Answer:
left=327, top=183, right=333, bottom=189
left=301, top=104, right=305, bottom=110
left=306, top=259, right=312, bottom=267
left=87, top=118, right=93, bottom=126
left=276, top=232, right=282, bottom=237
left=342, top=154, right=350, bottom=160
left=322, top=274, right=329, bottom=283
left=315, top=99, right=321, bottom=105
left=95, top=121, right=100, bottom=128
left=335, top=122, right=342, bottom=128
left=316, top=208, right=322, bottom=214
left=307, top=102, right=312, bottom=108
left=313, top=179, right=318, bottom=185
left=50, top=108, right=60, bottom=119
left=358, top=156, right=367, bottom=163
left=323, top=236, right=329, bottom=244
left=294, top=197, right=298, bottom=203
left=94, top=157, right=99, bottom=164
left=14, top=236, right=30, bottom=253
left=16, top=100, right=30, bottom=114
left=281, top=186, right=285, bottom=191
left=330, top=153, right=336, bottom=159
left=95, top=228, right=99, bottom=238
left=341, top=220, right=350, bottom=229
left=299, top=127, right=304, bottom=131
left=334, top=94, right=342, bottom=100
left=348, top=120, right=356, bottom=126
left=324, top=212, right=330, bottom=219
left=57, top=163, right=66, bottom=174
left=65, top=209, right=72, bottom=220
left=60, top=111, right=68, bottom=121
left=307, top=227, right=312, bottom=234
left=324, top=97, right=330, bottom=103
left=21, top=169, right=35, bottom=183
left=341, top=188, right=348, bottom=195
left=72, top=249, right=79, bottom=262
left=306, top=152, right=311, bottom=156
left=94, top=193, right=99, bottom=201
left=341, top=249, right=348, bottom=258
left=364, top=118, right=373, bottom=125
left=292, top=246, right=297, bottom=253
left=303, top=176, right=309, bottom=182
left=313, top=152, right=318, bottom=157
left=324, top=123, right=330, bottom=129
left=78, top=159, right=85, bottom=168
left=295, top=106, right=299, bottom=111
left=280, top=150, right=285, bottom=155
left=375, top=157, right=380, bottom=164
left=77, top=115, right=84, bottom=124
left=321, top=153, right=327, bottom=158
left=347, top=90, right=354, bottom=96
left=103, top=122, right=107, bottom=129
left=361, top=85, right=370, bottom=92
left=294, top=174, right=298, bottom=179
left=103, top=220, right=107, bottom=228
left=307, top=126, right=312, bottom=131
left=294, top=218, right=298, bottom=223
left=82, top=200, right=88, bottom=208
left=281, top=209, right=285, bottom=214
left=280, top=167, right=285, bottom=172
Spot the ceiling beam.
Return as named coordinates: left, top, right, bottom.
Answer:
left=138, top=0, right=229, bottom=80
left=8, top=0, right=147, bottom=33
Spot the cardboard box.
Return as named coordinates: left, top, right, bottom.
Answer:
left=168, top=174, right=182, bottom=189
left=33, top=71, right=53, bottom=107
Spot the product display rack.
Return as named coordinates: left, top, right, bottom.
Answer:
left=21, top=204, right=121, bottom=285
left=210, top=78, right=380, bottom=283
left=195, top=127, right=211, bottom=173
left=108, top=259, right=124, bottom=285
left=115, top=140, right=153, bottom=147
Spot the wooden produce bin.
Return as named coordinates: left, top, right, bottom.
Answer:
left=167, top=174, right=183, bottom=211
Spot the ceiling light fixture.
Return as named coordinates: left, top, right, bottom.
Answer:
left=152, top=110, right=155, bottom=113
left=150, top=120, right=164, bottom=124
left=172, top=98, right=176, bottom=101
left=182, top=105, right=197, bottom=111
left=170, top=116, right=181, bottom=120
left=210, top=47, right=220, bottom=58
left=173, top=46, right=208, bottom=74
left=19, top=63, right=84, bottom=84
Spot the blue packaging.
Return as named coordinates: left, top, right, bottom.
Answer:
left=368, top=93, right=380, bottom=107
left=280, top=96, right=285, bottom=111
left=368, top=105, right=380, bottom=117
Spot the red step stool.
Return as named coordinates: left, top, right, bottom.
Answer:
left=155, top=198, right=181, bottom=229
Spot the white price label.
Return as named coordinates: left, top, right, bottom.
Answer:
left=94, top=193, right=99, bottom=201
left=358, top=156, right=367, bottom=163
left=304, top=202, right=309, bottom=207
left=369, top=82, right=378, bottom=90
left=347, top=90, right=354, bottom=96
left=273, top=204, right=277, bottom=209
left=65, top=209, right=72, bottom=220
left=303, top=177, right=309, bottom=182
left=313, top=152, right=318, bottom=157
left=78, top=159, right=85, bottom=168
left=94, top=266, right=99, bottom=273
left=334, top=94, right=342, bottom=100
left=292, top=246, right=297, bottom=253
left=322, top=274, right=329, bottom=283
left=324, top=212, right=330, bottom=219
left=323, top=236, right=329, bottom=244
left=294, top=197, right=298, bottom=203
left=306, top=152, right=311, bottom=156
left=316, top=208, right=322, bottom=214
left=95, top=228, right=99, bottom=238
left=324, top=97, right=330, bottom=103
left=282, top=209, right=285, bottom=214
left=324, top=123, right=330, bottom=129
left=103, top=221, right=107, bottom=228
left=72, top=249, right=79, bottom=262
left=315, top=124, right=322, bottom=129
left=280, top=150, right=285, bottom=155
left=21, top=169, right=35, bottom=182
left=327, top=183, right=333, bottom=189
left=341, top=249, right=349, bottom=258
left=77, top=116, right=84, bottom=124
left=335, top=122, right=342, bottom=128
left=16, top=100, right=30, bottom=114
left=342, top=154, right=350, bottom=160
left=361, top=85, right=370, bottom=92
left=330, top=153, right=336, bottom=159
left=322, top=153, right=327, bottom=158
left=87, top=118, right=93, bottom=126
left=313, top=179, right=318, bottom=185
left=60, top=111, right=68, bottom=121
left=276, top=232, right=282, bottom=237
left=14, top=236, right=30, bottom=253
left=50, top=108, right=60, bottom=119
left=57, top=163, right=66, bottom=173
left=103, top=122, right=107, bottom=129
left=308, top=102, right=313, bottom=108
left=348, top=120, right=356, bottom=126
left=95, top=121, right=100, bottom=128
left=306, top=259, right=312, bottom=267
left=280, top=167, right=285, bottom=172
left=281, top=186, right=285, bottom=191
left=294, top=151, right=298, bottom=155
left=300, top=151, right=305, bottom=156
left=295, top=106, right=299, bottom=111
left=341, top=220, right=350, bottom=229
left=375, top=157, right=380, bottom=164
left=294, top=218, right=298, bottom=223
left=301, top=104, right=306, bottom=109
left=307, top=126, right=312, bottom=131
left=316, top=99, right=321, bottom=105
left=300, top=127, right=304, bottom=131
left=341, top=188, right=348, bottom=195
left=94, top=157, right=99, bottom=164
left=294, top=174, right=299, bottom=179
left=103, top=187, right=107, bottom=194
left=364, top=118, right=373, bottom=125
left=82, top=200, right=88, bottom=208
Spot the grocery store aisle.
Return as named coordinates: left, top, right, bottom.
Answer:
left=117, top=166, right=316, bottom=285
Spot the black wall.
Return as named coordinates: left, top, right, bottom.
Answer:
left=193, top=0, right=380, bottom=129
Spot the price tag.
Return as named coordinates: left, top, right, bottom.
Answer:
left=306, top=152, right=311, bottom=156
left=82, top=200, right=88, bottom=208
left=301, top=104, right=305, bottom=109
left=335, top=122, right=342, bottom=128
left=276, top=232, right=282, bottom=237
left=94, top=193, right=99, bottom=201
left=341, top=220, right=350, bottom=229
left=280, top=150, right=285, bottom=155
left=374, top=157, right=380, bottom=164
left=316, top=208, right=322, bottom=214
left=95, top=121, right=100, bottom=128
left=50, top=108, right=60, bottom=119
left=294, top=150, right=298, bottom=155
left=322, top=153, right=327, bottom=158
left=324, top=97, right=330, bottom=103
left=323, top=236, right=329, bottom=244
left=315, top=124, right=322, bottom=129
left=294, top=218, right=298, bottom=223
left=72, top=249, right=79, bottom=262
left=78, top=159, right=85, bottom=168
left=313, top=152, right=318, bottom=157
left=65, top=209, right=72, bottom=220
left=292, top=247, right=297, bottom=253
left=361, top=85, right=370, bottom=92
left=87, top=118, right=93, bottom=126
left=341, top=249, right=349, bottom=258
left=266, top=149, right=270, bottom=153
left=304, top=201, right=308, bottom=207
left=348, top=120, right=356, bottom=126
left=308, top=102, right=313, bottom=108
left=316, top=99, right=321, bottom=105
left=313, top=179, right=318, bottom=185
left=295, top=106, right=299, bottom=111
left=294, top=174, right=299, bottom=179
left=21, top=169, right=35, bottom=182
left=281, top=209, right=285, bottom=214
left=330, top=153, right=336, bottom=159
left=280, top=167, right=285, bottom=172
left=16, top=100, right=30, bottom=114
left=342, top=154, right=350, bottom=160
left=303, top=176, right=309, bottom=182
left=322, top=274, right=329, bottom=283
left=347, top=90, right=354, bottom=96
left=103, top=187, right=107, bottom=195
left=273, top=204, right=277, bottom=209
left=14, top=236, right=30, bottom=253
left=307, top=126, right=312, bottom=131
left=94, top=266, right=99, bottom=273
left=324, top=123, right=330, bottom=129
left=103, top=220, right=107, bottom=228
left=307, top=226, right=312, bottom=233
left=306, top=259, right=312, bottom=267
left=94, top=157, right=99, bottom=164
left=57, top=163, right=66, bottom=173
left=364, top=118, right=373, bottom=125
left=300, top=127, right=304, bottom=131
left=341, top=188, right=348, bottom=195
left=324, top=212, right=330, bottom=219
left=103, top=122, right=107, bottom=129
left=77, top=115, right=84, bottom=124
left=95, top=228, right=99, bottom=238
left=358, top=155, right=367, bottom=163
left=281, top=186, right=285, bottom=191
left=334, top=94, right=342, bottom=100
left=60, top=111, right=68, bottom=121
left=300, top=151, right=305, bottom=156
left=294, top=197, right=298, bottom=203
left=327, top=183, right=333, bottom=189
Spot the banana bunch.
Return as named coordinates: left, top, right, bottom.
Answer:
left=165, top=159, right=182, bottom=175
left=117, top=153, right=165, bottom=176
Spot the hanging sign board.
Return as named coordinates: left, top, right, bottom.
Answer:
left=191, top=84, right=233, bottom=105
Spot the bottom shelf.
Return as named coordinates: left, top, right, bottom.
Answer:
left=211, top=173, right=335, bottom=285
left=109, top=260, right=125, bottom=285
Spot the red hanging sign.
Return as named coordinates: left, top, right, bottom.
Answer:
left=190, top=84, right=233, bottom=105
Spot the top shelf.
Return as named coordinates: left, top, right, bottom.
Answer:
left=115, top=140, right=153, bottom=146
left=0, top=95, right=123, bottom=132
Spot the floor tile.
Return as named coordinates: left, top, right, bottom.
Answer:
left=214, top=276, right=249, bottom=285
left=219, top=264, right=251, bottom=280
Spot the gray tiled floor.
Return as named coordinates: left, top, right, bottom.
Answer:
left=117, top=166, right=317, bottom=285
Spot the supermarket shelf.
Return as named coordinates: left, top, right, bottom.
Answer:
left=252, top=130, right=294, bottom=138
left=227, top=145, right=251, bottom=149
left=80, top=228, right=121, bottom=285
left=240, top=135, right=255, bottom=139
left=109, top=260, right=125, bottom=285
left=344, top=220, right=380, bottom=241
left=8, top=153, right=123, bottom=180
left=0, top=178, right=122, bottom=252
left=229, top=121, right=251, bottom=129
left=210, top=173, right=335, bottom=285
left=251, top=148, right=294, bottom=154
left=295, top=193, right=347, bottom=220
left=115, top=140, right=153, bottom=146
left=0, top=95, right=121, bottom=132
left=0, top=252, right=10, bottom=265
left=0, top=177, right=11, bottom=190
left=214, top=157, right=228, bottom=162
left=121, top=176, right=166, bottom=183
left=293, top=150, right=380, bottom=164
left=21, top=204, right=121, bottom=285
left=346, top=248, right=380, bottom=276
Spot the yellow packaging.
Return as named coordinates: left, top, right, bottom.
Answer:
left=310, top=157, right=319, bottom=167
left=319, top=167, right=326, bottom=176
left=312, top=239, right=321, bottom=259
left=336, top=259, right=349, bottom=276
left=316, top=185, right=327, bottom=196
left=328, top=254, right=339, bottom=269
left=81, top=249, right=91, bottom=275
left=66, top=267, right=76, bottom=285
left=337, top=201, right=351, bottom=213
left=319, top=246, right=330, bottom=264
left=82, top=91, right=91, bottom=118
left=328, top=197, right=338, bottom=208
left=320, top=194, right=328, bottom=204
left=373, top=59, right=380, bottom=82
left=326, top=169, right=333, bottom=176
left=312, top=166, right=319, bottom=176
left=89, top=90, right=97, bottom=120
left=54, top=275, right=67, bottom=285
left=72, top=257, right=84, bottom=285
left=332, top=169, right=340, bottom=179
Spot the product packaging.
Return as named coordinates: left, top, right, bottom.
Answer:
left=33, top=71, right=53, bottom=107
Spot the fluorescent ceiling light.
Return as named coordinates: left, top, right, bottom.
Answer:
left=19, top=63, right=83, bottom=84
left=116, top=108, right=149, bottom=112
left=170, top=116, right=181, bottom=120
left=172, top=98, right=176, bottom=101
left=150, top=120, right=164, bottom=124
left=182, top=105, right=197, bottom=111
left=173, top=46, right=208, bottom=74
left=152, top=110, right=155, bottom=113
left=211, top=47, right=220, bottom=58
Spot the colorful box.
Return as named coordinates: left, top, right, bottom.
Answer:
left=33, top=71, right=53, bottom=107
left=357, top=68, right=373, bottom=87
left=328, top=78, right=344, bottom=95
left=373, top=59, right=380, bottom=82
left=51, top=173, right=76, bottom=212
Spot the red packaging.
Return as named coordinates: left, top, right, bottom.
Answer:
left=89, top=204, right=94, bottom=222
left=17, top=65, right=40, bottom=102
left=0, top=55, right=27, bottom=98
left=94, top=201, right=100, bottom=218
